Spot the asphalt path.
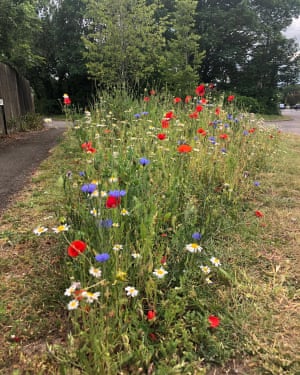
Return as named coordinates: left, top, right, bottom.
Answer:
left=266, top=108, right=300, bottom=135
left=0, top=121, right=67, bottom=213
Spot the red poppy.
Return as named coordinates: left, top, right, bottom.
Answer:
left=209, top=83, right=215, bottom=89
left=68, top=240, right=87, bottom=257
left=74, top=289, right=86, bottom=301
left=165, top=111, right=175, bottom=119
left=160, top=255, right=167, bottom=264
left=144, top=96, right=150, bottom=102
left=106, top=196, right=121, bottom=208
left=149, top=332, right=157, bottom=341
left=81, top=141, right=92, bottom=150
left=150, top=89, right=156, bottom=95
left=196, top=105, right=204, bottom=112
left=177, top=144, right=192, bottom=153
left=86, top=147, right=96, bottom=153
left=200, top=98, right=208, bottom=104
left=227, top=95, right=235, bottom=102
left=63, top=94, right=71, bottom=105
left=185, top=95, right=192, bottom=103
left=189, top=112, right=198, bottom=119
left=147, top=310, right=156, bottom=320
left=255, top=210, right=264, bottom=218
left=197, top=128, right=207, bottom=136
left=161, top=119, right=170, bottom=128
left=208, top=315, right=220, bottom=328
left=174, top=97, right=182, bottom=103
left=195, top=84, right=205, bottom=96
left=219, top=133, right=228, bottom=140
left=215, top=107, right=221, bottom=115
left=157, top=133, right=166, bottom=140
left=248, top=128, right=256, bottom=133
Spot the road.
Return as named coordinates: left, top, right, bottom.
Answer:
left=266, top=109, right=300, bottom=135
left=0, top=121, right=67, bottom=213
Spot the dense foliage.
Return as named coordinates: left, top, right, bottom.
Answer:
left=1, top=0, right=300, bottom=113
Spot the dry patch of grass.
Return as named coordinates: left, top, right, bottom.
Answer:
left=0, top=148, right=69, bottom=375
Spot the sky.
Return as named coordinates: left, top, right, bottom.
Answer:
left=284, top=18, right=300, bottom=45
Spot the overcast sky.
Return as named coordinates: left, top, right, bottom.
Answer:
left=284, top=18, right=300, bottom=45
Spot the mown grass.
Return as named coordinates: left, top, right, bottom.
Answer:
left=0, top=92, right=299, bottom=374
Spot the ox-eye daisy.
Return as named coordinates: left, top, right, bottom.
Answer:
left=125, top=286, right=138, bottom=297
left=33, top=226, right=48, bottom=236
left=52, top=224, right=69, bottom=233
left=67, top=299, right=79, bottom=310
left=210, top=256, right=221, bottom=267
left=185, top=243, right=203, bottom=253
left=153, top=267, right=168, bottom=279
left=89, top=266, right=102, bottom=278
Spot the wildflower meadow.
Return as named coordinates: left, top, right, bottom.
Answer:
left=34, top=86, right=280, bottom=374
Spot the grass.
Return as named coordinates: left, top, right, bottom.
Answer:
left=0, top=93, right=299, bottom=374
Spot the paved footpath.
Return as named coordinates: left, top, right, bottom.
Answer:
left=0, top=121, right=67, bottom=213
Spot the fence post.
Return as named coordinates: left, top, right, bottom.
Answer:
left=0, top=98, right=8, bottom=135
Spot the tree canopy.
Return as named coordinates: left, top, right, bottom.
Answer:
left=1, top=0, right=300, bottom=113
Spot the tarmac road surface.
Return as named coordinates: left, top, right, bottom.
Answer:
left=267, top=108, right=300, bottom=135
left=0, top=121, right=67, bottom=213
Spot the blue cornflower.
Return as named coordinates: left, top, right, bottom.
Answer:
left=221, top=148, right=227, bottom=154
left=95, top=253, right=110, bottom=262
left=224, top=123, right=230, bottom=128
left=227, top=114, right=233, bottom=120
left=81, top=183, right=97, bottom=193
left=99, top=219, right=113, bottom=228
left=192, top=232, right=202, bottom=240
left=208, top=136, right=216, bottom=144
left=243, top=130, right=249, bottom=136
left=108, top=190, right=126, bottom=197
left=254, top=181, right=260, bottom=186
left=139, top=157, right=150, bottom=166
left=134, top=113, right=141, bottom=118
left=141, top=111, right=149, bottom=115
left=79, top=171, right=85, bottom=177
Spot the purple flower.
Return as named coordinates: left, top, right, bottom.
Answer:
left=227, top=114, right=233, bottom=120
left=141, top=112, right=149, bottom=115
left=108, top=190, right=126, bottom=197
left=243, top=130, right=249, bottom=136
left=79, top=171, right=85, bottom=177
left=134, top=113, right=141, bottom=118
left=254, top=181, right=260, bottom=186
left=208, top=136, right=216, bottom=144
left=81, top=183, right=97, bottom=193
left=139, top=157, right=150, bottom=166
left=221, top=148, right=227, bottom=154
left=192, top=232, right=202, bottom=240
left=95, top=253, right=110, bottom=262
left=99, top=219, right=113, bottom=228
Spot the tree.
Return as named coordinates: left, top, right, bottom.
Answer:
left=83, top=0, right=166, bottom=91
left=0, top=0, right=43, bottom=75
left=196, top=0, right=300, bottom=112
left=162, top=0, right=205, bottom=95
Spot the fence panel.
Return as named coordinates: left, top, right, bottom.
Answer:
left=0, top=63, right=34, bottom=134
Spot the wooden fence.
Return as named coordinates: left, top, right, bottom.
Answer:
left=0, top=63, right=34, bottom=135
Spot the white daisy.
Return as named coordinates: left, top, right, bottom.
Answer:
left=185, top=243, right=203, bottom=253
left=200, top=265, right=211, bottom=274
left=82, top=291, right=100, bottom=303
left=100, top=191, right=108, bottom=197
left=112, top=222, right=120, bottom=227
left=113, top=244, right=123, bottom=251
left=64, top=282, right=81, bottom=296
left=210, top=256, right=221, bottom=267
left=131, top=253, right=141, bottom=259
left=89, top=266, right=102, bottom=278
left=108, top=177, right=118, bottom=183
left=205, top=277, right=213, bottom=284
left=153, top=267, right=168, bottom=279
left=90, top=208, right=100, bottom=217
left=33, top=226, right=48, bottom=236
left=125, top=286, right=138, bottom=297
left=91, top=190, right=99, bottom=198
left=52, top=224, right=70, bottom=233
left=67, top=299, right=79, bottom=310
